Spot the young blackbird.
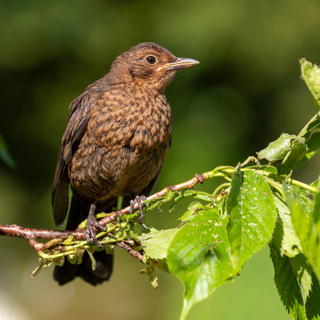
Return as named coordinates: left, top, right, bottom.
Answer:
left=52, top=42, right=199, bottom=285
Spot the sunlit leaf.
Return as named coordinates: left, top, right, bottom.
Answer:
left=179, top=202, right=205, bottom=222
left=270, top=243, right=308, bottom=320
left=248, top=165, right=278, bottom=175
left=139, top=228, right=178, bottom=261
left=284, top=183, right=320, bottom=282
left=257, top=133, right=299, bottom=162
left=272, top=195, right=302, bottom=257
left=167, top=169, right=278, bottom=320
left=227, top=169, right=278, bottom=270
left=300, top=58, right=320, bottom=109
left=270, top=193, right=320, bottom=319
left=168, top=207, right=233, bottom=320
left=305, top=273, right=320, bottom=320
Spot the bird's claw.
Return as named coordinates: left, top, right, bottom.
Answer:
left=85, top=215, right=107, bottom=248
left=129, top=195, right=149, bottom=229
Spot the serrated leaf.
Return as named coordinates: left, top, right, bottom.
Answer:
left=168, top=167, right=278, bottom=320
left=227, top=169, right=278, bottom=269
left=168, top=207, right=233, bottom=320
left=305, top=273, right=320, bottom=320
left=273, top=195, right=302, bottom=257
left=139, top=228, right=178, bottom=261
left=271, top=227, right=320, bottom=320
left=284, top=183, right=320, bottom=282
left=257, top=133, right=298, bottom=162
left=300, top=58, right=320, bottom=109
left=270, top=243, right=308, bottom=320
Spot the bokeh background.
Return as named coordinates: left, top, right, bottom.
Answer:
left=1, top=1, right=320, bottom=319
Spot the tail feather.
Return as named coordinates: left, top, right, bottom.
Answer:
left=53, top=197, right=114, bottom=286
left=53, top=168, right=162, bottom=286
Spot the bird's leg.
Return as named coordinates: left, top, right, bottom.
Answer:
left=86, top=201, right=107, bottom=248
left=129, top=195, right=149, bottom=229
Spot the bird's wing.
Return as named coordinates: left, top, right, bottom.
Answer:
left=51, top=85, right=102, bottom=226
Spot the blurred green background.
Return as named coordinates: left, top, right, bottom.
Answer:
left=1, top=0, right=320, bottom=319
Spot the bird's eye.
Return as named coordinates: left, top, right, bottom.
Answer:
left=146, top=56, right=157, bottom=64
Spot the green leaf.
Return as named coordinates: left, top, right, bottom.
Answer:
left=279, top=137, right=307, bottom=174
left=165, top=189, right=174, bottom=201
left=272, top=195, right=302, bottom=257
left=271, top=192, right=320, bottom=319
left=139, top=228, right=179, bottom=272
left=291, top=112, right=320, bottom=171
left=291, top=59, right=320, bottom=170
left=305, top=272, right=320, bottom=320
left=168, top=207, right=233, bottom=320
left=85, top=248, right=97, bottom=270
left=284, top=183, right=320, bottom=282
left=299, top=112, right=320, bottom=138
left=270, top=243, right=308, bottom=320
left=168, top=169, right=278, bottom=320
left=227, top=169, right=278, bottom=270
left=271, top=219, right=320, bottom=320
left=105, top=244, right=114, bottom=255
left=179, top=202, right=205, bottom=222
left=248, top=165, right=278, bottom=175
left=67, top=254, right=78, bottom=265
left=257, top=133, right=299, bottom=162
left=310, top=179, right=319, bottom=189
left=300, top=58, right=320, bottom=109
left=139, top=228, right=178, bottom=262
left=0, top=132, right=16, bottom=168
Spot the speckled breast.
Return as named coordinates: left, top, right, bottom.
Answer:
left=68, top=86, right=172, bottom=201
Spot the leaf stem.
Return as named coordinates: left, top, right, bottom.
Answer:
left=212, top=183, right=231, bottom=196
left=288, top=178, right=317, bottom=192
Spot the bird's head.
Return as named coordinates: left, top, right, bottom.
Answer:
left=106, top=42, right=199, bottom=92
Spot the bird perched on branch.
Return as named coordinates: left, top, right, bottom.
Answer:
left=52, top=42, right=199, bottom=285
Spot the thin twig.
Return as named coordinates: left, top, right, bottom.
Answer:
left=0, top=224, right=86, bottom=240
left=98, top=173, right=206, bottom=226
left=115, top=241, right=145, bottom=263
left=0, top=173, right=209, bottom=242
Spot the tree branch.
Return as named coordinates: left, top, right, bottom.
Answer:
left=0, top=172, right=210, bottom=245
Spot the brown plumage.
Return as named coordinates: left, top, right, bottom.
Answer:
left=52, top=42, right=199, bottom=285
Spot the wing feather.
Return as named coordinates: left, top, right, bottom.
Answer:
left=51, top=85, right=103, bottom=225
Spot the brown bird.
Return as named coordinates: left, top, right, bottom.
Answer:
left=52, top=42, right=199, bottom=285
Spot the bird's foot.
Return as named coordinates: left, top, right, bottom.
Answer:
left=129, top=195, right=149, bottom=229
left=85, top=203, right=107, bottom=248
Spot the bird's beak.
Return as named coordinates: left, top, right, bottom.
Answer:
left=160, top=57, right=200, bottom=71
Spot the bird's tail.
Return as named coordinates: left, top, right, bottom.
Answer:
left=53, top=196, right=113, bottom=286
